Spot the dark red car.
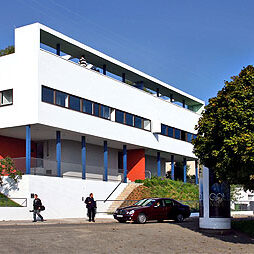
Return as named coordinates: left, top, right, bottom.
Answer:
left=113, top=198, right=191, bottom=224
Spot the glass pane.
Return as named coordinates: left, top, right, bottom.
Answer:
left=69, top=95, right=80, bottom=111
left=175, top=129, right=181, bottom=139
left=125, top=113, right=133, bottom=126
left=193, top=134, right=197, bottom=140
left=144, top=119, right=151, bottom=131
left=0, top=92, right=2, bottom=105
left=93, top=103, right=99, bottom=116
left=134, top=116, right=142, bottom=129
left=181, top=131, right=186, bottom=141
left=168, top=127, right=174, bottom=138
left=55, top=91, right=68, bottom=107
left=2, top=90, right=13, bottom=104
left=161, top=124, right=167, bottom=135
left=100, top=105, right=110, bottom=119
left=116, top=110, right=124, bottom=123
left=187, top=133, right=193, bottom=143
left=42, top=87, right=54, bottom=104
left=83, top=99, right=92, bottom=114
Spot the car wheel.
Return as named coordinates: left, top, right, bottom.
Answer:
left=117, top=219, right=127, bottom=223
left=137, top=213, right=147, bottom=224
left=175, top=214, right=184, bottom=223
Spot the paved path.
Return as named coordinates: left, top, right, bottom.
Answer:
left=0, top=217, right=253, bottom=253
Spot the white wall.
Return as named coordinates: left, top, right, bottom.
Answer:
left=0, top=175, right=127, bottom=221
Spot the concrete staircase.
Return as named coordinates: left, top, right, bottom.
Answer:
left=107, top=183, right=142, bottom=213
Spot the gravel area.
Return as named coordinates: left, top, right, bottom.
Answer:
left=0, top=217, right=253, bottom=253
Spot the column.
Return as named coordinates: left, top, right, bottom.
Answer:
left=183, top=157, right=187, bottom=183
left=182, top=99, right=186, bottom=108
left=156, top=88, right=160, bottom=97
left=56, top=44, right=60, bottom=56
left=56, top=131, right=61, bottom=177
left=170, top=94, right=173, bottom=102
left=157, top=152, right=161, bottom=177
left=104, top=141, right=108, bottom=181
left=195, top=160, right=198, bottom=185
left=123, top=145, right=127, bottom=183
left=103, top=64, right=106, bottom=75
left=81, top=136, right=86, bottom=180
left=171, top=155, right=175, bottom=180
left=122, top=73, right=126, bottom=83
left=26, top=125, right=31, bottom=174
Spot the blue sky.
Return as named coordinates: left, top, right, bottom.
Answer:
left=1, top=0, right=254, bottom=104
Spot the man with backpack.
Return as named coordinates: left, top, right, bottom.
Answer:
left=33, top=194, right=44, bottom=222
left=85, top=193, right=96, bottom=222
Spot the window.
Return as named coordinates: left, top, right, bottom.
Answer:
left=181, top=131, right=186, bottom=141
left=164, top=199, right=173, bottom=207
left=161, top=124, right=167, bottom=135
left=0, top=89, right=13, bottom=106
left=187, top=133, right=193, bottom=143
left=118, top=152, right=123, bottom=170
left=125, top=113, right=133, bottom=126
left=83, top=99, right=92, bottom=114
left=55, top=91, right=68, bottom=107
left=175, top=129, right=181, bottom=139
left=69, top=95, right=80, bottom=111
left=100, top=105, right=111, bottom=119
left=168, top=127, right=174, bottom=138
left=144, top=119, right=151, bottom=131
left=93, top=103, right=99, bottom=117
left=42, top=86, right=54, bottom=104
left=134, top=116, right=142, bottom=129
left=116, top=110, right=124, bottom=123
left=193, top=134, right=197, bottom=140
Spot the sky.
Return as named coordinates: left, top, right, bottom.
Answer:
left=1, top=0, right=254, bottom=104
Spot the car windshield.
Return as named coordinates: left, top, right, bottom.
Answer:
left=134, top=199, right=155, bottom=207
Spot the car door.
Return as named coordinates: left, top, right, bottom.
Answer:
left=164, top=199, right=174, bottom=219
left=150, top=199, right=167, bottom=220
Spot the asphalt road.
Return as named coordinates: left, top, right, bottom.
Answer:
left=0, top=218, right=253, bottom=254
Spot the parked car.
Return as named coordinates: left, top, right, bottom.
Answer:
left=113, top=198, right=191, bottom=224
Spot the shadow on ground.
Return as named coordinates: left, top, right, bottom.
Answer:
left=170, top=216, right=254, bottom=244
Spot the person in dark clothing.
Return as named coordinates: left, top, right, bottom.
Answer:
left=85, top=193, right=96, bottom=222
left=33, top=194, right=44, bottom=222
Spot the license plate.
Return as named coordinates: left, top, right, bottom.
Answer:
left=117, top=215, right=123, bottom=217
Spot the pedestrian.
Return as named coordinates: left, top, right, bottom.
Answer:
left=33, top=194, right=44, bottom=222
left=79, top=55, right=87, bottom=67
left=85, top=193, right=96, bottom=222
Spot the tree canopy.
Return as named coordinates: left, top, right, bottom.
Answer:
left=0, top=46, right=14, bottom=57
left=193, top=65, right=254, bottom=190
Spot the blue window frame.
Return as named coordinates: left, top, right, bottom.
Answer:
left=116, top=110, right=124, bottom=123
left=55, top=91, right=68, bottom=107
left=134, top=116, right=142, bottom=129
left=42, top=86, right=54, bottom=104
left=126, top=113, right=133, bottom=126
left=168, top=127, right=174, bottom=138
left=69, top=95, right=80, bottom=111
left=93, top=103, right=99, bottom=117
left=161, top=124, right=167, bottom=135
left=175, top=129, right=181, bottom=139
left=100, top=105, right=111, bottom=119
left=83, top=99, right=92, bottom=114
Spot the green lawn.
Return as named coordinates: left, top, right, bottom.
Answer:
left=232, top=220, right=254, bottom=237
left=0, top=193, right=21, bottom=207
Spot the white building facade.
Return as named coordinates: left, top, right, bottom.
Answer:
left=0, top=23, right=205, bottom=183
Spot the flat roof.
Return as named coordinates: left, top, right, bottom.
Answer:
left=20, top=23, right=205, bottom=107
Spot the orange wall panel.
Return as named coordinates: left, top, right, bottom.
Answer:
left=127, top=149, right=145, bottom=182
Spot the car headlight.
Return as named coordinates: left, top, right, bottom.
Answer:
left=127, top=210, right=135, bottom=215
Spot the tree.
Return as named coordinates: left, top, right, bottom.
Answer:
left=193, top=65, right=254, bottom=190
left=0, top=157, right=22, bottom=186
left=0, top=46, right=14, bottom=57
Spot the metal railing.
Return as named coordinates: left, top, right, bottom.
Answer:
left=0, top=197, right=27, bottom=207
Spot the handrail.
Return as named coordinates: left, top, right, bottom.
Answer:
left=104, top=180, right=123, bottom=203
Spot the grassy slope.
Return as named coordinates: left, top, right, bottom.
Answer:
left=0, top=193, right=21, bottom=207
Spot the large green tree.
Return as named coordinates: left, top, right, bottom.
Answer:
left=193, top=65, right=254, bottom=190
left=0, top=46, right=14, bottom=57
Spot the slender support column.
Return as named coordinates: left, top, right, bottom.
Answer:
left=195, top=160, right=198, bottom=185
left=170, top=94, right=173, bottom=102
left=56, top=44, right=60, bottom=56
left=183, top=157, right=187, bottom=183
left=156, top=88, right=160, bottom=97
left=122, top=73, right=126, bottom=83
left=104, top=141, right=108, bottom=181
left=103, top=64, right=106, bottom=75
left=56, top=131, right=61, bottom=177
left=81, top=136, right=86, bottom=180
left=26, top=125, right=31, bottom=174
left=171, top=155, right=175, bottom=180
left=157, top=152, right=161, bottom=177
left=123, top=145, right=127, bottom=183
left=182, top=99, right=186, bottom=108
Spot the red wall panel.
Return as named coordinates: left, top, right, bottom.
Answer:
left=127, top=149, right=145, bottom=182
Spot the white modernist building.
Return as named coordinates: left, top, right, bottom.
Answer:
left=0, top=23, right=205, bottom=184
